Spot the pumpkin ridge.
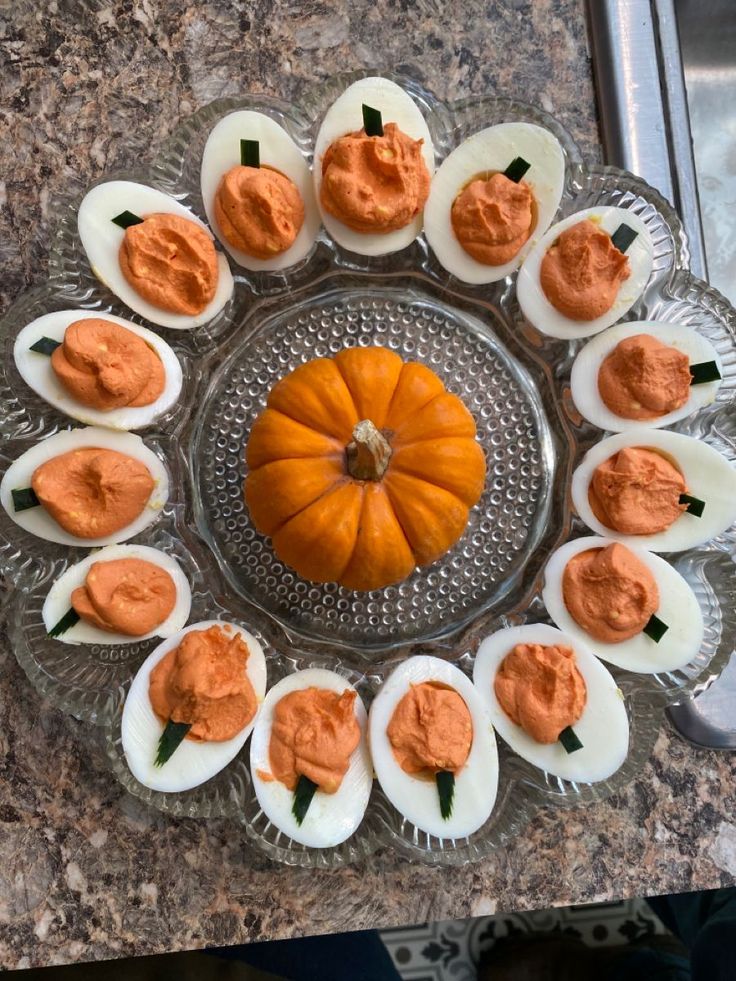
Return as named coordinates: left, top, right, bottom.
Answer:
left=388, top=389, right=446, bottom=428
left=266, top=358, right=360, bottom=441
left=384, top=361, right=447, bottom=430
left=389, top=437, right=486, bottom=507
left=312, top=481, right=366, bottom=584
left=246, top=457, right=346, bottom=536
left=387, top=472, right=469, bottom=512
left=272, top=481, right=365, bottom=583
left=260, top=401, right=341, bottom=443
left=334, top=490, right=366, bottom=584
left=251, top=451, right=344, bottom=468
left=379, top=491, right=420, bottom=564
left=245, top=457, right=347, bottom=537
left=257, top=474, right=351, bottom=538
left=340, top=485, right=415, bottom=591
left=381, top=493, right=414, bottom=558
left=390, top=391, right=477, bottom=447
left=333, top=347, right=404, bottom=429
left=246, top=409, right=345, bottom=469
left=389, top=432, right=476, bottom=445
left=383, top=471, right=470, bottom=522
left=383, top=470, right=470, bottom=566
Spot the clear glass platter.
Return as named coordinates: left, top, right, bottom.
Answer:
left=1, top=71, right=735, bottom=867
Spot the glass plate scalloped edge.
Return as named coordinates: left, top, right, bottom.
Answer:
left=0, top=71, right=733, bottom=868
left=99, top=546, right=735, bottom=869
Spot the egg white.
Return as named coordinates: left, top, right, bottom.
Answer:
left=0, top=426, right=169, bottom=547
left=13, top=309, right=183, bottom=430
left=313, top=76, right=435, bottom=256
left=542, top=536, right=704, bottom=673
left=121, top=619, right=267, bottom=793
left=571, top=321, right=722, bottom=432
left=572, top=430, right=736, bottom=552
left=424, top=122, right=565, bottom=284
left=77, top=180, right=234, bottom=330
left=42, top=544, right=191, bottom=646
left=473, top=624, right=629, bottom=783
left=250, top=668, right=372, bottom=849
left=369, top=655, right=498, bottom=841
left=517, top=206, right=654, bottom=339
left=200, top=110, right=320, bottom=271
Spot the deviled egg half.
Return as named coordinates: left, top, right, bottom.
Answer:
left=542, top=536, right=704, bottom=673
left=42, top=544, right=191, bottom=646
left=369, top=655, right=498, bottom=841
left=78, top=180, right=234, bottom=330
left=313, top=76, right=435, bottom=256
left=201, top=110, right=320, bottom=271
left=122, top=620, right=267, bottom=793
left=424, top=122, right=565, bottom=284
left=250, top=668, right=372, bottom=849
left=13, top=310, right=183, bottom=430
left=0, top=426, right=168, bottom=547
left=570, top=321, right=723, bottom=432
left=571, top=430, right=736, bottom=552
left=517, top=206, right=654, bottom=339
left=473, top=624, right=629, bottom=783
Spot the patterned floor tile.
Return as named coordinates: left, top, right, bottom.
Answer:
left=380, top=897, right=668, bottom=979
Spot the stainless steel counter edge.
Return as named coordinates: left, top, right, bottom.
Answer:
left=588, top=0, right=736, bottom=749
left=586, top=0, right=707, bottom=279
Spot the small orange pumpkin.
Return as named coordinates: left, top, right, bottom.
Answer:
left=244, top=347, right=486, bottom=591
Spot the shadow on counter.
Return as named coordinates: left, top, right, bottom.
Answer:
left=7, top=887, right=736, bottom=979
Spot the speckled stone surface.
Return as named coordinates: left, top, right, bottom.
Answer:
left=1, top=0, right=735, bottom=971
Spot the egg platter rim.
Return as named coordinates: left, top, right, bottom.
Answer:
left=0, top=72, right=734, bottom=869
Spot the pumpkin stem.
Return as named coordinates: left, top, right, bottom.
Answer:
left=346, top=419, right=392, bottom=481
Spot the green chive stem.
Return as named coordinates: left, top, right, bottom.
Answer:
left=436, top=770, right=455, bottom=821
left=679, top=493, right=705, bottom=517
left=689, top=361, right=722, bottom=385
left=48, top=608, right=81, bottom=638
left=362, top=104, right=384, bottom=137
left=11, top=487, right=40, bottom=512
left=240, top=139, right=260, bottom=168
left=559, top=726, right=583, bottom=754
left=29, top=336, right=61, bottom=356
left=643, top=613, right=669, bottom=643
left=292, top=774, right=318, bottom=826
left=503, top=156, right=531, bottom=183
left=112, top=211, right=144, bottom=230
left=154, top=720, right=192, bottom=767
left=610, top=223, right=638, bottom=253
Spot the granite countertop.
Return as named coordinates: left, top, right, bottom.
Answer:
left=1, top=0, right=735, bottom=970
